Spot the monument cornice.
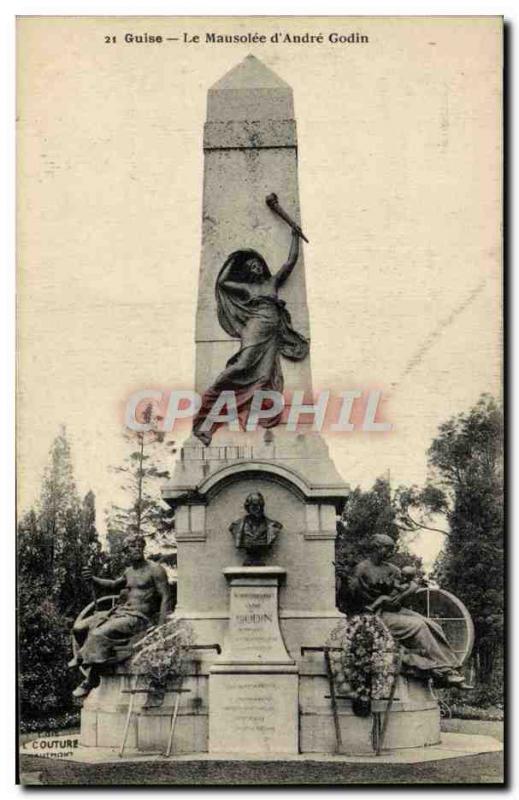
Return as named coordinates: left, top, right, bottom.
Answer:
left=163, top=459, right=348, bottom=508
left=204, top=119, right=297, bottom=150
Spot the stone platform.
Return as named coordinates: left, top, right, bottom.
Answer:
left=81, top=667, right=443, bottom=756
left=21, top=731, right=503, bottom=766
left=301, top=675, right=441, bottom=755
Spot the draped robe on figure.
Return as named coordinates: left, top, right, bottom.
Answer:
left=193, top=250, right=309, bottom=442
left=347, top=559, right=461, bottom=677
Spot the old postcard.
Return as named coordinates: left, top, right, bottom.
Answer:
left=17, top=15, right=503, bottom=785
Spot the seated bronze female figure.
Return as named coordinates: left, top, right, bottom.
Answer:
left=344, top=533, right=470, bottom=688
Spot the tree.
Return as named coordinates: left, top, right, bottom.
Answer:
left=106, top=404, right=176, bottom=563
left=394, top=483, right=450, bottom=537
left=71, top=490, right=108, bottom=611
left=17, top=460, right=79, bottom=724
left=428, top=395, right=504, bottom=686
left=17, top=508, right=51, bottom=586
left=17, top=430, right=105, bottom=727
left=18, top=577, right=74, bottom=723
left=33, top=430, right=104, bottom=617
left=37, top=426, right=81, bottom=604
left=335, top=477, right=424, bottom=592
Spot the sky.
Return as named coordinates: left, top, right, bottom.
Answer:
left=16, top=16, right=502, bottom=570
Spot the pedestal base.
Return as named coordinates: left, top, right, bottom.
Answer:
left=80, top=672, right=208, bottom=754
left=209, top=666, right=299, bottom=755
left=300, top=675, right=441, bottom=755
left=208, top=565, right=299, bottom=755
left=81, top=670, right=441, bottom=757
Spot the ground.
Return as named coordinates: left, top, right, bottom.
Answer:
left=18, top=752, right=505, bottom=785
left=18, top=721, right=505, bottom=786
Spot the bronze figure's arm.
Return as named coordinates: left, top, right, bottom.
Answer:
left=221, top=279, right=248, bottom=296
left=152, top=563, right=172, bottom=624
left=274, top=230, right=300, bottom=288
left=82, top=566, right=126, bottom=592
left=348, top=566, right=374, bottom=608
left=390, top=580, right=419, bottom=608
left=95, top=575, right=127, bottom=591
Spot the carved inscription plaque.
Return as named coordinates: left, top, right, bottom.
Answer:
left=209, top=673, right=298, bottom=754
left=223, top=580, right=292, bottom=663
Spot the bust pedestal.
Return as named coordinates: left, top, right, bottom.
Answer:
left=209, top=566, right=299, bottom=755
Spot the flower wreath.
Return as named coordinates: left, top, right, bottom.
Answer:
left=328, top=614, right=399, bottom=715
left=129, top=616, right=194, bottom=694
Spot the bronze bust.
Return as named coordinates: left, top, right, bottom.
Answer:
left=230, top=492, right=282, bottom=566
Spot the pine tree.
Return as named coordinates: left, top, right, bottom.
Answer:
left=72, top=490, right=107, bottom=611
left=17, top=430, right=104, bottom=726
left=37, top=426, right=81, bottom=610
left=106, top=404, right=176, bottom=565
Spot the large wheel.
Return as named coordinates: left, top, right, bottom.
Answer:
left=71, top=595, right=118, bottom=677
left=405, top=586, right=475, bottom=665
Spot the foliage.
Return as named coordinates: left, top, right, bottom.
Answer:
left=328, top=615, right=398, bottom=712
left=335, top=477, right=424, bottom=591
left=18, top=428, right=105, bottom=617
left=17, top=579, right=75, bottom=721
left=129, top=617, right=194, bottom=692
left=105, top=529, right=131, bottom=579
left=428, top=395, right=502, bottom=494
left=17, top=428, right=104, bottom=724
left=106, top=403, right=176, bottom=564
left=394, top=483, right=450, bottom=536
left=18, top=509, right=48, bottom=582
left=439, top=675, right=504, bottom=712
left=445, top=704, right=504, bottom=721
left=19, top=710, right=80, bottom=735
left=429, top=395, right=503, bottom=687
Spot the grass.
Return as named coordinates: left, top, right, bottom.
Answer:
left=18, top=751, right=505, bottom=785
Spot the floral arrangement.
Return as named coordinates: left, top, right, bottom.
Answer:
left=328, top=614, right=399, bottom=714
left=129, top=616, right=194, bottom=693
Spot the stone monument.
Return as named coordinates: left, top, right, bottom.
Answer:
left=75, top=55, right=458, bottom=758
left=162, top=55, right=349, bottom=755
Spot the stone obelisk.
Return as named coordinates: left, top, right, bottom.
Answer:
left=163, top=56, right=348, bottom=755
left=195, top=54, right=312, bottom=402
left=164, top=53, right=347, bottom=517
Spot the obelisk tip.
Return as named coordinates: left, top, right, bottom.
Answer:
left=209, top=54, right=291, bottom=92
left=207, top=55, right=293, bottom=123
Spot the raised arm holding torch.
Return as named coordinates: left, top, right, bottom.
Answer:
left=266, top=193, right=309, bottom=243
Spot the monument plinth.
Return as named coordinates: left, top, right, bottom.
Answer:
left=209, top=566, right=298, bottom=754
left=217, top=567, right=293, bottom=665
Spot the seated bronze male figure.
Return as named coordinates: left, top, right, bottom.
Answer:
left=69, top=533, right=171, bottom=699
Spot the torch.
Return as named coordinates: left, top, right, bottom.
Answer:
left=265, top=193, right=309, bottom=243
